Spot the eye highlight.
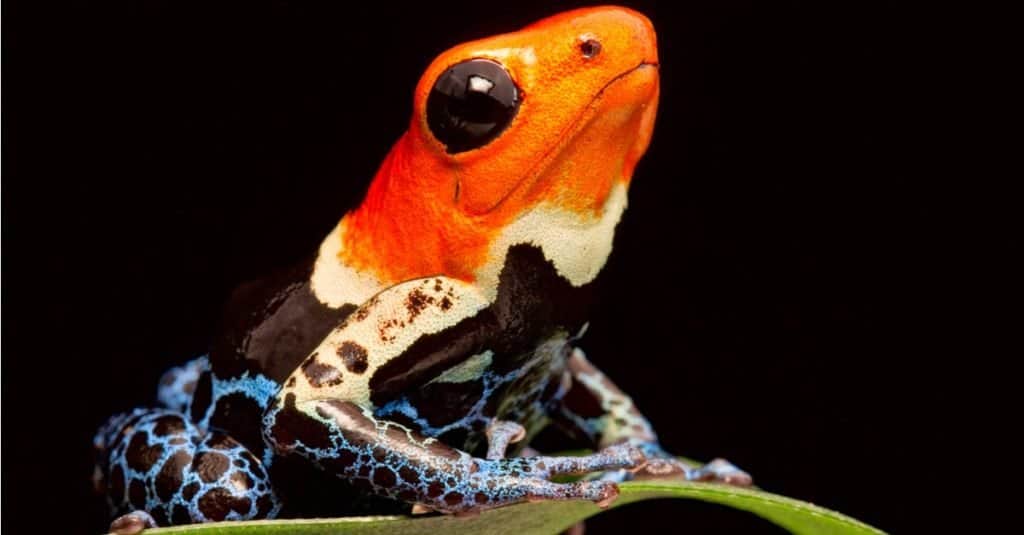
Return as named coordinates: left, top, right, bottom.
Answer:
left=426, top=59, right=520, bottom=154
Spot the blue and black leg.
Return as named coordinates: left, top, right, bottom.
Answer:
left=264, top=395, right=647, bottom=514
left=550, top=347, right=752, bottom=486
left=94, top=407, right=281, bottom=532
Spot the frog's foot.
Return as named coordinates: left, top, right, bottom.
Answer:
left=109, top=510, right=156, bottom=535
left=613, top=444, right=752, bottom=486
left=95, top=408, right=281, bottom=526
left=156, top=356, right=209, bottom=413
left=485, top=419, right=526, bottom=460
left=444, top=443, right=648, bottom=512
left=632, top=456, right=752, bottom=486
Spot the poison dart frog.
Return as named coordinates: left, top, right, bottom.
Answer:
left=93, top=6, right=752, bottom=532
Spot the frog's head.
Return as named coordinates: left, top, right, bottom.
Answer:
left=340, top=6, right=659, bottom=287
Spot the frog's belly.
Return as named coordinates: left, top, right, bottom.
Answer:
left=373, top=332, right=571, bottom=456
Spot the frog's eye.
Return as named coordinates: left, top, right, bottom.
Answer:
left=426, top=58, right=520, bottom=154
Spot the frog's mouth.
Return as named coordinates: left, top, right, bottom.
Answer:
left=485, top=61, right=660, bottom=216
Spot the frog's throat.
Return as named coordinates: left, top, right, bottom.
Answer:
left=309, top=181, right=629, bottom=309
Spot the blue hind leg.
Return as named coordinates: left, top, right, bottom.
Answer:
left=94, top=407, right=281, bottom=527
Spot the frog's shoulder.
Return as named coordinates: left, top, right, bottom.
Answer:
left=209, top=256, right=357, bottom=382
left=279, top=243, right=597, bottom=411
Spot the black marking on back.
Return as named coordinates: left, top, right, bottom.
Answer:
left=210, top=256, right=357, bottom=382
left=369, top=244, right=595, bottom=406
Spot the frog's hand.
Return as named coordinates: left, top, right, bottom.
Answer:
left=263, top=276, right=647, bottom=513
left=549, top=347, right=752, bottom=486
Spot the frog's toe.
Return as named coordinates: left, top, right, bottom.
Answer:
left=109, top=510, right=156, bottom=535
left=523, top=480, right=620, bottom=508
left=529, top=443, right=646, bottom=478
left=632, top=456, right=753, bottom=487
left=699, top=458, right=753, bottom=487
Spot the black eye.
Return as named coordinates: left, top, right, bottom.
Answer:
left=426, top=59, right=520, bottom=154
left=580, top=38, right=601, bottom=59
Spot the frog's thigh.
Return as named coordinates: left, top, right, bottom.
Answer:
left=552, top=348, right=657, bottom=448
left=95, top=408, right=281, bottom=526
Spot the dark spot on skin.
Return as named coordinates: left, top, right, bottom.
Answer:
left=475, top=492, right=489, bottom=504
left=128, top=477, right=147, bottom=508
left=439, top=296, right=452, bottom=310
left=614, top=417, right=628, bottom=426
left=358, top=465, right=372, bottom=478
left=126, top=433, right=164, bottom=472
left=269, top=393, right=333, bottom=450
left=286, top=377, right=296, bottom=388
left=434, top=279, right=443, bottom=292
left=183, top=380, right=197, bottom=394
left=444, top=492, right=464, bottom=506
left=151, top=507, right=169, bottom=528
left=198, top=488, right=252, bottom=522
left=373, top=467, right=397, bottom=487
left=398, top=489, right=417, bottom=502
left=320, top=448, right=358, bottom=471
left=405, top=287, right=434, bottom=320
left=427, top=482, right=445, bottom=498
left=398, top=465, right=420, bottom=485
left=372, top=447, right=388, bottom=463
left=234, top=459, right=246, bottom=468
left=205, top=434, right=236, bottom=450
left=194, top=451, right=230, bottom=483
left=155, top=450, right=192, bottom=501
left=337, top=341, right=369, bottom=374
left=182, top=482, right=200, bottom=501
left=172, top=503, right=192, bottom=524
left=153, top=415, right=186, bottom=437
left=301, top=357, right=343, bottom=387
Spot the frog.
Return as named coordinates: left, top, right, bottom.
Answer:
left=93, top=6, right=751, bottom=533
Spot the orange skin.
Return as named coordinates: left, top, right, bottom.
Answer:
left=341, top=6, right=659, bottom=284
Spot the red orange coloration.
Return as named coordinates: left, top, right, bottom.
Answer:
left=341, top=6, right=659, bottom=284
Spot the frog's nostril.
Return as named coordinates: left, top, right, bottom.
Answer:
left=580, top=38, right=602, bottom=59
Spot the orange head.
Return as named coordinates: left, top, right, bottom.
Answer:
left=341, top=6, right=659, bottom=285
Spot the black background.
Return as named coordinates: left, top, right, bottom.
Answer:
left=4, top=1, right=957, bottom=533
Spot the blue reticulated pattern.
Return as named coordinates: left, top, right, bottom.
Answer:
left=94, top=407, right=281, bottom=525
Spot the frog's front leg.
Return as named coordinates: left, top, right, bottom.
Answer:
left=94, top=407, right=281, bottom=528
left=266, top=397, right=642, bottom=513
left=552, top=347, right=753, bottom=486
left=263, top=276, right=646, bottom=513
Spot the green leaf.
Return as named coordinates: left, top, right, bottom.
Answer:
left=141, top=479, right=884, bottom=535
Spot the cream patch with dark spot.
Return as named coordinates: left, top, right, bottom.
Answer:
left=337, top=341, right=369, bottom=374
left=300, top=355, right=344, bottom=388
left=281, top=277, right=490, bottom=407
